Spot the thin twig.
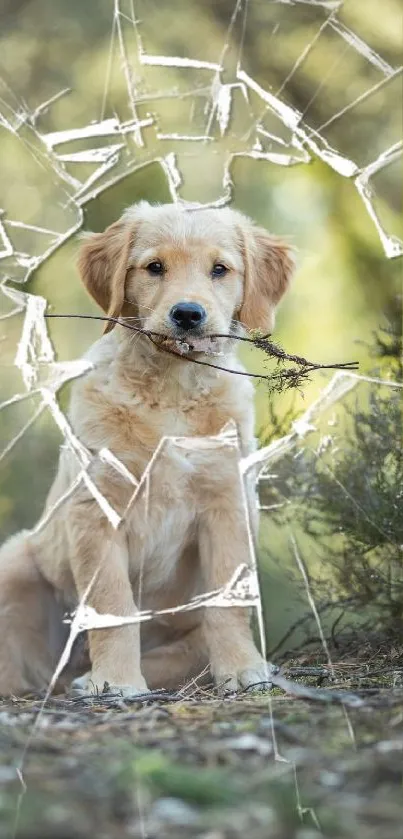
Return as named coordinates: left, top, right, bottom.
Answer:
left=45, top=313, right=359, bottom=387
left=269, top=672, right=365, bottom=708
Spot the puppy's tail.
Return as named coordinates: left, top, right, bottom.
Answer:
left=0, top=532, right=67, bottom=696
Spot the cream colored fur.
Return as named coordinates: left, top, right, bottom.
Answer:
left=0, top=202, right=294, bottom=697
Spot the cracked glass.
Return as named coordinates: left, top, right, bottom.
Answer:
left=0, top=0, right=402, bottom=834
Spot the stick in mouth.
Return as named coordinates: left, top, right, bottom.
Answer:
left=165, top=336, right=225, bottom=356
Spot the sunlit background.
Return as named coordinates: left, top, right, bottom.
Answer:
left=0, top=0, right=401, bottom=653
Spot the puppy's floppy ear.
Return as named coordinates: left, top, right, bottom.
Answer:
left=238, top=224, right=295, bottom=333
left=78, top=219, right=134, bottom=334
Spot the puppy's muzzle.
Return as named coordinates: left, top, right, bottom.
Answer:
left=169, top=301, right=207, bottom=332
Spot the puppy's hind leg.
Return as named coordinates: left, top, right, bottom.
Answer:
left=0, top=532, right=68, bottom=696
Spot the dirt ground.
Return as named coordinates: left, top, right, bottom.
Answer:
left=1, top=634, right=402, bottom=839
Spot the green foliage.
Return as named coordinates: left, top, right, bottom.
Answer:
left=269, top=316, right=403, bottom=632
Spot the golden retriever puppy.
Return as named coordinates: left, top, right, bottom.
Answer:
left=0, top=202, right=293, bottom=697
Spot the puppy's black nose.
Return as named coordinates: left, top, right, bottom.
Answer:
left=169, top=302, right=207, bottom=331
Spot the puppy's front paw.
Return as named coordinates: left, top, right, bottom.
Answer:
left=214, top=658, right=275, bottom=694
left=70, top=670, right=149, bottom=698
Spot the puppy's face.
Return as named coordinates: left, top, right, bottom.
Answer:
left=78, top=202, right=294, bottom=354
left=126, top=207, right=245, bottom=352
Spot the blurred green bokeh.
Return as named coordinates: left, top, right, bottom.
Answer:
left=0, top=0, right=401, bottom=651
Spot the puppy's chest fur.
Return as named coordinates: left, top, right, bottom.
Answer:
left=75, top=364, right=246, bottom=469
left=67, top=359, right=252, bottom=591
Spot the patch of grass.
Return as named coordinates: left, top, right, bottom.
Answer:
left=131, top=751, right=239, bottom=805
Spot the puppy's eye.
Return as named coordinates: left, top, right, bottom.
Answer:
left=211, top=263, right=228, bottom=278
left=146, top=261, right=164, bottom=275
